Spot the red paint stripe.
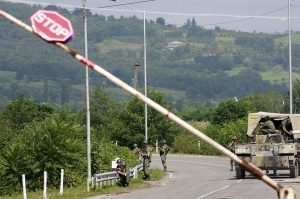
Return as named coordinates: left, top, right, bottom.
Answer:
left=80, top=57, right=95, bottom=69
left=165, top=111, right=170, bottom=118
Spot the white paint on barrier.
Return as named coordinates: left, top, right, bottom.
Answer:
left=196, top=185, right=229, bottom=199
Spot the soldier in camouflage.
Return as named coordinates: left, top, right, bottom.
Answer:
left=159, top=140, right=170, bottom=172
left=133, top=143, right=140, bottom=158
left=116, top=161, right=130, bottom=187
left=259, top=116, right=278, bottom=135
left=228, top=136, right=237, bottom=171
left=281, top=118, right=293, bottom=140
left=141, top=140, right=151, bottom=181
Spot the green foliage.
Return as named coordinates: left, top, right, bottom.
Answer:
left=61, top=78, right=70, bottom=106
left=113, top=88, right=181, bottom=148
left=242, top=91, right=285, bottom=113
left=204, top=119, right=247, bottom=147
left=211, top=98, right=249, bottom=125
left=0, top=94, right=55, bottom=130
left=0, top=109, right=86, bottom=194
left=78, top=84, right=119, bottom=141
left=91, top=142, right=138, bottom=174
left=234, top=34, right=275, bottom=53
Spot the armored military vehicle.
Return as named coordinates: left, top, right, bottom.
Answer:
left=234, top=112, right=300, bottom=179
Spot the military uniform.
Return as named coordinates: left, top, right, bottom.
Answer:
left=133, top=145, right=140, bottom=158
left=228, top=136, right=237, bottom=171
left=259, top=119, right=277, bottom=135
left=159, top=140, right=170, bottom=172
left=281, top=118, right=293, bottom=140
left=141, top=140, right=151, bottom=181
left=116, top=163, right=130, bottom=187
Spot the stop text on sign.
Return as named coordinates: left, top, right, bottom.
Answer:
left=30, top=10, right=75, bottom=43
left=33, top=12, right=70, bottom=37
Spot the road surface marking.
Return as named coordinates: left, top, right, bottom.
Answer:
left=196, top=185, right=229, bottom=199
left=167, top=159, right=227, bottom=168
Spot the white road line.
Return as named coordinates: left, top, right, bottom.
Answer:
left=196, top=185, right=230, bottom=199
left=166, top=159, right=227, bottom=168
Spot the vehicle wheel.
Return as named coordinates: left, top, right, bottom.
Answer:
left=290, top=165, right=297, bottom=178
left=236, top=166, right=245, bottom=179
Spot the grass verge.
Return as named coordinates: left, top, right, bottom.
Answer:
left=0, top=169, right=165, bottom=199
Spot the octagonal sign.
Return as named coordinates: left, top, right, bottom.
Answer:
left=30, top=10, right=75, bottom=43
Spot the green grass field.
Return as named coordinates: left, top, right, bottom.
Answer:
left=275, top=33, right=300, bottom=45
left=225, top=66, right=248, bottom=76
left=96, top=39, right=143, bottom=53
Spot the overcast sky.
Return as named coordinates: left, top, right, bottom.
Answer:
left=7, top=0, right=300, bottom=33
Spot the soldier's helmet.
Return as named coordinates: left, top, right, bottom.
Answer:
left=162, top=140, right=167, bottom=144
left=232, top=136, right=237, bottom=140
left=287, top=118, right=291, bottom=123
left=265, top=116, right=271, bottom=121
left=116, top=159, right=122, bottom=163
left=122, top=161, right=126, bottom=166
left=143, top=140, right=148, bottom=144
left=133, top=143, right=137, bottom=148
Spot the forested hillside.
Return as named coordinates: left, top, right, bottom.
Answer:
left=1, top=1, right=300, bottom=111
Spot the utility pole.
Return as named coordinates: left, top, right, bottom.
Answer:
left=133, top=60, right=140, bottom=89
left=82, top=0, right=91, bottom=192
left=288, top=0, right=293, bottom=114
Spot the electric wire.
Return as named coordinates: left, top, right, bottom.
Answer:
left=2, top=0, right=299, bottom=20
left=199, top=6, right=288, bottom=27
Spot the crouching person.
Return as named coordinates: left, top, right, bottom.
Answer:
left=116, top=161, right=130, bottom=187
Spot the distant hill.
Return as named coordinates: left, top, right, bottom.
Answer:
left=0, top=1, right=299, bottom=111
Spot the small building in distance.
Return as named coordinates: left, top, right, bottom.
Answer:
left=164, top=41, right=183, bottom=50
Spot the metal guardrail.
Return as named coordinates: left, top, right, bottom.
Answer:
left=92, top=164, right=143, bottom=186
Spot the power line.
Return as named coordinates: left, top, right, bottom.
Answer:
left=3, top=0, right=300, bottom=20
left=199, top=6, right=289, bottom=27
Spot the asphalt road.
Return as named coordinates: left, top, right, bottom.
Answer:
left=88, top=154, right=300, bottom=199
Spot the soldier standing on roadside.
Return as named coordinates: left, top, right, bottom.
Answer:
left=228, top=136, right=237, bottom=171
left=141, top=140, right=151, bottom=181
left=133, top=143, right=140, bottom=158
left=159, top=140, right=170, bottom=172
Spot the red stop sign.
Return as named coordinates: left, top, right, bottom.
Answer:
left=30, top=10, right=75, bottom=43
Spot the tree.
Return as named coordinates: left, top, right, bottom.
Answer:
left=185, top=18, right=191, bottom=28
left=191, top=17, right=197, bottom=27
left=215, top=26, right=221, bottom=31
left=61, top=78, right=70, bottom=106
left=78, top=84, right=119, bottom=141
left=156, top=17, right=165, bottom=26
left=114, top=88, right=181, bottom=147
left=211, top=98, right=249, bottom=125
left=0, top=94, right=55, bottom=130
